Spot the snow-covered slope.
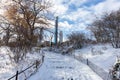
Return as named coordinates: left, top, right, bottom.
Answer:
left=74, top=44, right=120, bottom=72
left=1, top=44, right=119, bottom=80
left=0, top=46, right=42, bottom=80
left=28, top=51, right=103, bottom=80
left=0, top=47, right=16, bottom=80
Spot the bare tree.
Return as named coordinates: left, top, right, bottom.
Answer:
left=90, top=9, right=120, bottom=48
left=67, top=32, right=86, bottom=49
left=90, top=19, right=111, bottom=43
left=0, top=16, right=14, bottom=46
left=0, top=0, right=53, bottom=62
left=4, top=0, right=52, bottom=45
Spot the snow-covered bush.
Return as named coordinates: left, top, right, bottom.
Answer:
left=67, top=32, right=87, bottom=49
left=90, top=45, right=108, bottom=55
left=61, top=46, right=75, bottom=55
left=0, top=46, right=44, bottom=80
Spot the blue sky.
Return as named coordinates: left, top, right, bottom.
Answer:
left=50, top=0, right=120, bottom=41
left=0, top=0, right=120, bottom=41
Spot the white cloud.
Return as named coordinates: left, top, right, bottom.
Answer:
left=59, top=21, right=72, bottom=28
left=62, top=8, right=92, bottom=21
left=51, top=4, right=68, bottom=16
left=90, top=0, right=120, bottom=16
left=61, top=0, right=120, bottom=33
left=61, top=7, right=94, bottom=32
left=51, top=0, right=88, bottom=16
left=0, top=0, right=13, bottom=15
left=0, top=9, right=4, bottom=15
left=68, top=0, right=87, bottom=7
left=51, top=0, right=69, bottom=16
left=0, top=0, right=13, bottom=7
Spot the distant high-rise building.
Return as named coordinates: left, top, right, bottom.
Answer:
left=54, top=16, right=58, bottom=45
left=59, top=31, right=63, bottom=43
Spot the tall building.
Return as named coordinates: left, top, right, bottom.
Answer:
left=54, top=16, right=58, bottom=45
left=59, top=31, right=63, bottom=43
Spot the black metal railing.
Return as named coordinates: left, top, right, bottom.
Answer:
left=8, top=57, right=44, bottom=80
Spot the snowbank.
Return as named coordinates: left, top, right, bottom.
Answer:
left=74, top=44, right=120, bottom=80
left=0, top=46, right=43, bottom=80
left=74, top=44, right=119, bottom=72
left=0, top=46, right=16, bottom=80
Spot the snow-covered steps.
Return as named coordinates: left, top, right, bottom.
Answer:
left=28, top=52, right=103, bottom=80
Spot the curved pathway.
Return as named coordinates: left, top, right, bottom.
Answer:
left=29, top=52, right=103, bottom=80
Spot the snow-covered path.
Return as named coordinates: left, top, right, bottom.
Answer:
left=28, top=52, right=103, bottom=80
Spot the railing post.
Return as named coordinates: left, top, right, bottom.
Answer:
left=36, top=60, right=38, bottom=69
left=42, top=55, right=44, bottom=63
left=15, top=71, right=19, bottom=80
left=87, top=59, right=89, bottom=65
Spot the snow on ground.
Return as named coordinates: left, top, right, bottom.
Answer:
left=0, top=46, right=16, bottom=80
left=74, top=44, right=120, bottom=72
left=28, top=51, right=103, bottom=80
left=0, top=46, right=42, bottom=80
left=1, top=44, right=118, bottom=80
